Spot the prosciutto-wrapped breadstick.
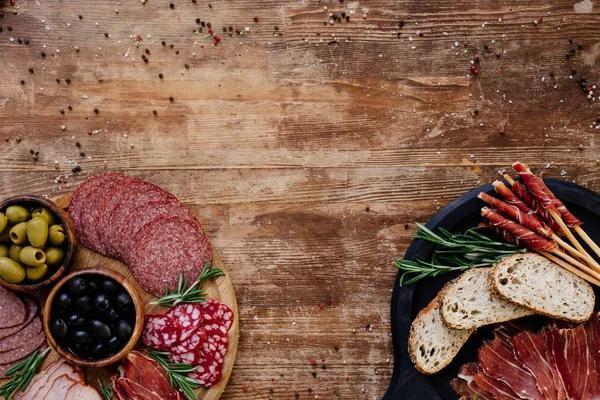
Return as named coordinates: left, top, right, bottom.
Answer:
left=478, top=222, right=520, bottom=246
left=481, top=207, right=557, bottom=252
left=509, top=180, right=561, bottom=233
left=478, top=192, right=553, bottom=237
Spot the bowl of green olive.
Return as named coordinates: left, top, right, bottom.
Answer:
left=0, top=195, right=77, bottom=292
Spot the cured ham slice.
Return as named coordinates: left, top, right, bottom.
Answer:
left=478, top=223, right=520, bottom=246
left=451, top=363, right=494, bottom=399
left=512, top=331, right=561, bottom=400
left=481, top=208, right=557, bottom=251
left=510, top=181, right=561, bottom=233
left=65, top=383, right=103, bottom=400
left=478, top=330, right=544, bottom=399
left=545, top=322, right=600, bottom=399
left=479, top=192, right=552, bottom=237
left=513, top=162, right=582, bottom=227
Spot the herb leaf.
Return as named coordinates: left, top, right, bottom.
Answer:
left=394, top=223, right=525, bottom=285
left=151, top=262, right=224, bottom=307
left=0, top=348, right=50, bottom=399
left=147, top=350, right=201, bottom=400
left=99, top=379, right=113, bottom=400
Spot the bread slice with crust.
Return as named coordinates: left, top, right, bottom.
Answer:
left=490, top=253, right=594, bottom=323
left=408, top=285, right=473, bottom=374
left=441, top=267, right=534, bottom=330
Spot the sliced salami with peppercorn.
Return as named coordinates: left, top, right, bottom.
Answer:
left=141, top=315, right=182, bottom=350
left=128, top=217, right=212, bottom=296
left=167, top=303, right=204, bottom=342
left=98, top=180, right=179, bottom=259
left=117, top=200, right=200, bottom=262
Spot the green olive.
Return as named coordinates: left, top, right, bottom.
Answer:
left=9, top=222, right=28, bottom=245
left=0, top=245, right=7, bottom=258
left=26, top=217, right=48, bottom=248
left=26, top=264, right=48, bottom=282
left=0, top=213, right=7, bottom=234
left=19, top=246, right=46, bottom=267
left=31, top=208, right=56, bottom=226
left=0, top=229, right=10, bottom=244
left=8, top=244, right=23, bottom=263
left=45, top=247, right=65, bottom=267
left=48, top=225, right=67, bottom=246
left=0, top=257, right=25, bottom=284
left=5, top=205, right=31, bottom=225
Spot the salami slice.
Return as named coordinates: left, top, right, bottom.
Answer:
left=0, top=317, right=43, bottom=353
left=128, top=217, right=212, bottom=296
left=168, top=350, right=201, bottom=365
left=189, top=342, right=225, bottom=388
left=118, top=200, right=200, bottom=262
left=69, top=173, right=134, bottom=252
left=97, top=180, right=179, bottom=259
left=142, top=315, right=182, bottom=350
left=0, top=296, right=38, bottom=340
left=167, top=303, right=203, bottom=342
left=0, top=287, right=27, bottom=329
left=171, top=328, right=206, bottom=355
left=200, top=299, right=234, bottom=335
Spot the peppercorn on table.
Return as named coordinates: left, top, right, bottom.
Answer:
left=0, top=0, right=599, bottom=398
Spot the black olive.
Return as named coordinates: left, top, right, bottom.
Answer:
left=115, top=292, right=132, bottom=312
left=108, top=336, right=121, bottom=350
left=73, top=330, right=90, bottom=344
left=68, top=313, right=85, bottom=327
left=92, top=342, right=108, bottom=358
left=52, top=307, right=67, bottom=319
left=50, top=319, right=68, bottom=339
left=55, top=292, right=72, bottom=309
left=101, top=279, right=117, bottom=293
left=116, top=320, right=132, bottom=340
left=91, top=320, right=112, bottom=339
left=105, top=308, right=120, bottom=321
left=93, top=293, right=110, bottom=311
left=68, top=277, right=87, bottom=296
left=70, top=343, right=90, bottom=358
left=75, top=295, right=92, bottom=312
left=88, top=281, right=98, bottom=293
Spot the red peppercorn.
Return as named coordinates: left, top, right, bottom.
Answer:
left=418, top=31, right=424, bottom=37
left=470, top=65, right=479, bottom=75
left=310, top=359, right=316, bottom=365
left=242, top=385, right=248, bottom=391
left=215, top=36, right=221, bottom=42
left=208, top=29, right=213, bottom=35
left=235, top=28, right=241, bottom=34
left=10, top=0, right=15, bottom=5
left=253, top=16, right=259, bottom=22
left=136, top=35, right=143, bottom=41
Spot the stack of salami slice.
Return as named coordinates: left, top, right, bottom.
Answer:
left=142, top=299, right=234, bottom=387
left=0, top=287, right=46, bottom=375
left=68, top=172, right=212, bottom=296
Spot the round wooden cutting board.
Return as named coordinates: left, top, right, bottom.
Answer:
left=0, top=193, right=239, bottom=400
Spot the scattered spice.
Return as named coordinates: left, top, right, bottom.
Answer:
left=56, top=78, right=60, bottom=83
left=184, top=63, right=189, bottom=69
left=75, top=142, right=81, bottom=147
left=153, top=110, right=157, bottom=115
left=141, top=55, right=148, bottom=62
left=161, top=41, right=166, bottom=46
left=28, top=67, right=34, bottom=73
left=169, top=3, right=174, bottom=9
left=71, top=166, right=81, bottom=173
left=158, top=73, right=163, bottom=78
left=40, top=51, right=46, bottom=57
left=68, top=105, right=73, bottom=110
left=145, top=48, right=150, bottom=54
left=93, top=108, right=99, bottom=113
left=65, top=78, right=71, bottom=83
left=60, top=109, right=65, bottom=114
left=253, top=16, right=259, bottom=22
left=20, top=80, right=24, bottom=85
left=104, top=32, right=109, bottom=37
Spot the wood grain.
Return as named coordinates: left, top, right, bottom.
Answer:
left=0, top=0, right=599, bottom=398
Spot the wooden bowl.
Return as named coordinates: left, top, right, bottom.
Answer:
left=0, top=195, right=78, bottom=292
left=43, top=267, right=145, bottom=368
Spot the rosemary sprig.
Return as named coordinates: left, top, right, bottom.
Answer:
left=151, top=262, right=224, bottom=307
left=394, top=223, right=525, bottom=285
left=147, top=350, right=201, bottom=400
left=99, top=379, right=113, bottom=400
left=0, top=348, right=50, bottom=399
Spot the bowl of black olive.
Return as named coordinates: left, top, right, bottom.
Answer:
left=43, top=267, right=144, bottom=367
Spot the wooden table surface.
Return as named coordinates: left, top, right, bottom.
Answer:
left=0, top=0, right=599, bottom=398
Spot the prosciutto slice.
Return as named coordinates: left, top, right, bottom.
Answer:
left=481, top=208, right=557, bottom=251
left=452, top=363, right=521, bottom=400
left=478, top=330, right=544, bottom=399
left=479, top=192, right=553, bottom=237
left=510, top=181, right=561, bottom=233
left=545, top=321, right=600, bottom=399
left=513, top=162, right=582, bottom=227
left=478, top=223, right=520, bottom=246
left=512, top=331, right=561, bottom=400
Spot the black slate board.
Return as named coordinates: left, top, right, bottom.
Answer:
left=383, top=178, right=600, bottom=400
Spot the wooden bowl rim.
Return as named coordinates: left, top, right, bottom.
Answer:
left=0, top=195, right=78, bottom=292
left=43, top=267, right=145, bottom=368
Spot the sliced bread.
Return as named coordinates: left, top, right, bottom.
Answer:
left=408, top=286, right=473, bottom=374
left=441, top=268, right=534, bottom=330
left=490, top=253, right=594, bottom=323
